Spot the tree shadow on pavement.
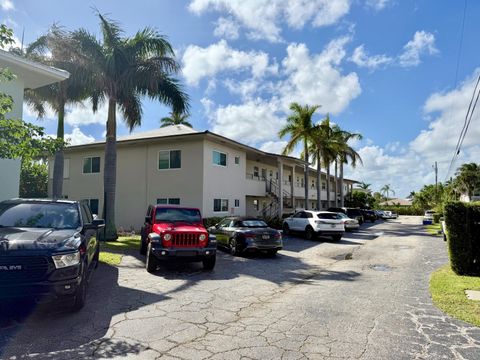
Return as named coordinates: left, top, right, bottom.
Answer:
left=0, top=263, right=166, bottom=359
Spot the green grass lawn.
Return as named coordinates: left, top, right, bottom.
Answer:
left=425, top=223, right=442, bottom=236
left=430, top=264, right=480, bottom=327
left=99, top=235, right=141, bottom=265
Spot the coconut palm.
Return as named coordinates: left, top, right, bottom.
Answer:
left=358, top=182, right=371, bottom=190
left=454, top=163, right=480, bottom=200
left=279, top=103, right=320, bottom=210
left=17, top=26, right=89, bottom=198
left=336, top=129, right=363, bottom=207
left=70, top=14, right=189, bottom=239
left=160, top=111, right=192, bottom=128
left=380, top=184, right=395, bottom=201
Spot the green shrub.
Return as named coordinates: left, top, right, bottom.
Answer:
left=379, top=206, right=423, bottom=216
left=444, top=202, right=480, bottom=276
left=433, top=213, right=442, bottom=224
left=203, top=217, right=224, bottom=229
left=261, top=216, right=283, bottom=230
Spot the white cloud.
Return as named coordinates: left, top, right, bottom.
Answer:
left=260, top=140, right=288, bottom=155
left=279, top=38, right=361, bottom=115
left=65, top=127, right=95, bottom=146
left=213, top=17, right=239, bottom=40
left=204, top=97, right=284, bottom=145
left=365, top=0, right=391, bottom=11
left=346, top=70, right=480, bottom=197
left=182, top=40, right=277, bottom=86
left=399, top=31, right=438, bottom=67
left=188, top=0, right=351, bottom=42
left=0, top=0, right=14, bottom=11
left=349, top=45, right=393, bottom=70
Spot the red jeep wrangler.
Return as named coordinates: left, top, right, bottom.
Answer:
left=140, top=205, right=217, bottom=272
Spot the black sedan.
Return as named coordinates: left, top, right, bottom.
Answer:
left=208, top=217, right=282, bottom=256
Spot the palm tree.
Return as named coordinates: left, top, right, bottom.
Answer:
left=279, top=103, right=320, bottom=210
left=454, top=163, right=480, bottom=200
left=16, top=26, right=89, bottom=199
left=358, top=182, right=371, bottom=190
left=336, top=129, right=363, bottom=207
left=380, top=184, right=395, bottom=201
left=160, top=111, right=192, bottom=128
left=70, top=14, right=188, bottom=239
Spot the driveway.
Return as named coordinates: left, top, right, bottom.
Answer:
left=1, top=216, right=479, bottom=359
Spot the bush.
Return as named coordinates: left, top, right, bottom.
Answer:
left=261, top=216, right=283, bottom=230
left=203, top=217, right=224, bottom=229
left=444, top=202, right=480, bottom=276
left=379, top=206, right=423, bottom=216
left=433, top=213, right=442, bottom=224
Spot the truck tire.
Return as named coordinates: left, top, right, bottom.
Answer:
left=72, top=264, right=87, bottom=312
left=203, top=256, right=216, bottom=270
left=146, top=243, right=158, bottom=273
left=140, top=235, right=147, bottom=255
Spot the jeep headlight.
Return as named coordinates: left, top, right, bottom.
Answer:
left=52, top=251, right=80, bottom=269
left=163, top=233, right=172, bottom=241
left=199, top=234, right=207, bottom=241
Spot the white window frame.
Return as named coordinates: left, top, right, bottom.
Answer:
left=213, top=198, right=229, bottom=212
left=82, top=156, right=101, bottom=174
left=158, top=149, right=182, bottom=170
left=234, top=156, right=240, bottom=165
left=157, top=198, right=181, bottom=205
left=234, top=199, right=240, bottom=207
left=212, top=150, right=227, bottom=167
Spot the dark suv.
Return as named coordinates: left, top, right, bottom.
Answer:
left=328, top=207, right=364, bottom=225
left=361, top=209, right=377, bottom=223
left=0, top=199, right=104, bottom=311
left=140, top=205, right=217, bottom=272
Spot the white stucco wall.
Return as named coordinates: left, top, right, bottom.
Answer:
left=0, top=158, right=21, bottom=200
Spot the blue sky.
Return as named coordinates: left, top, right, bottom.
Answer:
left=2, top=0, right=480, bottom=197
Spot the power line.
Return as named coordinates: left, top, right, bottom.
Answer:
left=454, top=0, right=468, bottom=87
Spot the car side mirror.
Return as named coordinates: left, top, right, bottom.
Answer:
left=85, top=218, right=105, bottom=230
left=145, top=216, right=152, bottom=224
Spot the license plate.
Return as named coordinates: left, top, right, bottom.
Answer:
left=262, top=235, right=270, bottom=240
left=177, top=251, right=196, bottom=257
left=330, top=224, right=336, bottom=228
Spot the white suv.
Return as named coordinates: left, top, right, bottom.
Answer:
left=282, top=210, right=345, bottom=241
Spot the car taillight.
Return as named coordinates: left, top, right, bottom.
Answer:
left=244, top=233, right=256, bottom=239
left=274, top=232, right=282, bottom=239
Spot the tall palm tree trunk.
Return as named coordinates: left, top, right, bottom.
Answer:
left=304, top=142, right=309, bottom=210
left=316, top=150, right=321, bottom=210
left=326, top=163, right=331, bottom=207
left=334, top=161, right=338, bottom=207
left=104, top=98, right=118, bottom=240
left=339, top=162, right=345, bottom=207
left=52, top=105, right=65, bottom=198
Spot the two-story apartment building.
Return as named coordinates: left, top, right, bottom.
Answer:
left=50, top=125, right=358, bottom=230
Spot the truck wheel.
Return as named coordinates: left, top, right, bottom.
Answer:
left=140, top=235, right=147, bottom=255
left=72, top=266, right=87, bottom=312
left=282, top=223, right=290, bottom=235
left=332, top=235, right=342, bottom=242
left=203, top=256, right=216, bottom=270
left=305, top=226, right=315, bottom=240
left=146, top=243, right=158, bottom=273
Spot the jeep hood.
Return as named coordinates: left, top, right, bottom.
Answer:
left=153, top=222, right=206, bottom=233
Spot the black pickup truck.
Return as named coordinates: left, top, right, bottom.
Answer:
left=0, top=198, right=104, bottom=311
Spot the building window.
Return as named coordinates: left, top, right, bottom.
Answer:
left=234, top=156, right=240, bottom=164
left=214, top=198, right=229, bottom=212
left=253, top=199, right=259, bottom=210
left=311, top=180, right=315, bottom=189
left=322, top=181, right=326, bottom=190
left=253, top=166, right=259, bottom=178
left=83, top=157, right=100, bottom=174
left=261, top=168, right=266, bottom=180
left=157, top=198, right=180, bottom=205
left=85, top=199, right=99, bottom=215
left=234, top=199, right=240, bottom=207
left=213, top=150, right=227, bottom=166
left=276, top=172, right=278, bottom=180
left=269, top=170, right=273, bottom=178
left=159, top=150, right=181, bottom=169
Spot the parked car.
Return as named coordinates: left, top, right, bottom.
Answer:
left=0, top=198, right=104, bottom=311
left=328, top=207, right=364, bottom=225
left=361, top=209, right=377, bottom=223
left=424, top=210, right=435, bottom=220
left=140, top=205, right=217, bottom=272
left=283, top=210, right=345, bottom=241
left=336, top=212, right=360, bottom=231
left=208, top=217, right=282, bottom=256
left=374, top=210, right=385, bottom=219
left=382, top=211, right=398, bottom=219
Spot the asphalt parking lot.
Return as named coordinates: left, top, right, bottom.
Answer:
left=1, top=217, right=479, bottom=359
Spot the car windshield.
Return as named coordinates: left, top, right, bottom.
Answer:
left=239, top=220, right=268, bottom=227
left=317, top=213, right=340, bottom=220
left=155, top=208, right=202, bottom=223
left=0, top=202, right=80, bottom=229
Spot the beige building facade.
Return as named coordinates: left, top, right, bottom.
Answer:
left=50, top=125, right=357, bottom=231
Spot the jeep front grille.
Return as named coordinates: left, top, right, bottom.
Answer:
left=172, top=233, right=200, bottom=247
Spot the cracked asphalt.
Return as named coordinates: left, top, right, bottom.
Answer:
left=1, top=216, right=480, bottom=359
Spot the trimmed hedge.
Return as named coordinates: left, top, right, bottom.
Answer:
left=444, top=202, right=480, bottom=276
left=203, top=217, right=224, bottom=229
left=379, top=206, right=424, bottom=216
